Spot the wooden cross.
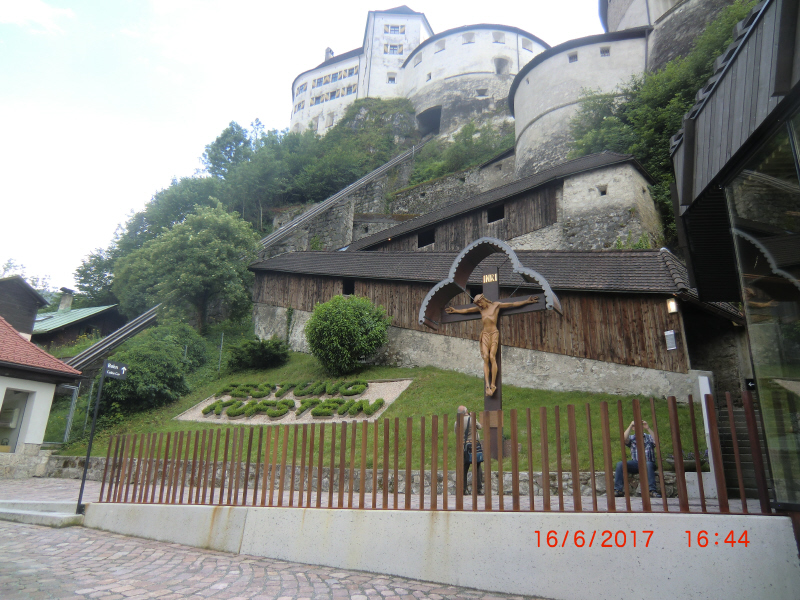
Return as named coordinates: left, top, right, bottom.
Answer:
left=441, top=266, right=551, bottom=457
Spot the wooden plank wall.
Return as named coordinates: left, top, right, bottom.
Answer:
left=688, top=1, right=782, bottom=202
left=374, top=185, right=558, bottom=253
left=254, top=273, right=688, bottom=373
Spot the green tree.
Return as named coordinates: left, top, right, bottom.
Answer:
left=112, top=203, right=260, bottom=331
left=304, top=295, right=391, bottom=376
left=74, top=248, right=118, bottom=306
left=568, top=0, right=757, bottom=243
left=202, top=121, right=253, bottom=179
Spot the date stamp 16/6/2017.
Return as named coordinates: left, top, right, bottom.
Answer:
left=534, top=530, right=654, bottom=548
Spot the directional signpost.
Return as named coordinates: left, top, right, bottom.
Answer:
left=76, top=360, right=129, bottom=514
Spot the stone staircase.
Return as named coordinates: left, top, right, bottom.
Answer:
left=716, top=404, right=773, bottom=500
left=0, top=500, right=84, bottom=528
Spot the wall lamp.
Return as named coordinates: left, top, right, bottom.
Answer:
left=666, top=298, right=678, bottom=314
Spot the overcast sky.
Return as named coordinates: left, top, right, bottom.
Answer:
left=0, top=0, right=603, bottom=290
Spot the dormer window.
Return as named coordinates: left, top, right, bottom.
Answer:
left=492, top=32, right=505, bottom=44
left=462, top=33, right=475, bottom=44
left=600, top=47, right=611, bottom=57
left=435, top=40, right=446, bottom=53
left=568, top=52, right=578, bottom=63
left=418, top=229, right=435, bottom=248
left=522, top=39, right=533, bottom=52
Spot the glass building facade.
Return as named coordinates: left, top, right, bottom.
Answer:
left=725, top=110, right=800, bottom=508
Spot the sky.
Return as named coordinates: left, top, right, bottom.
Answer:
left=0, top=0, right=603, bottom=290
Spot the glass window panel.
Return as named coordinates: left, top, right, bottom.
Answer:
left=726, top=112, right=800, bottom=506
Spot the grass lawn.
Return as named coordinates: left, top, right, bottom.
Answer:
left=53, top=352, right=708, bottom=473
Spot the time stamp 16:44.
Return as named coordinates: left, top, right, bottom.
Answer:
left=533, top=530, right=750, bottom=548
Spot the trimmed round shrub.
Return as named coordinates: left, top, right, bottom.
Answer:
left=304, top=295, right=390, bottom=376
left=228, top=336, right=289, bottom=371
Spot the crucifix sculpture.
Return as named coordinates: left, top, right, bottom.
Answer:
left=419, top=238, right=562, bottom=456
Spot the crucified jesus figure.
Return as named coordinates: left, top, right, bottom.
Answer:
left=446, top=293, right=538, bottom=396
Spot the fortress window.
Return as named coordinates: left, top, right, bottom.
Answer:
left=390, top=25, right=400, bottom=34
left=522, top=39, right=533, bottom=52
left=326, top=114, right=334, bottom=127
left=295, top=82, right=307, bottom=97
left=492, top=32, right=505, bottom=44
left=387, top=73, right=397, bottom=84
left=426, top=72, right=432, bottom=81
left=314, top=77, right=324, bottom=88
left=598, top=185, right=608, bottom=196
left=386, top=44, right=403, bottom=55
left=462, top=33, right=475, bottom=44
left=435, top=40, right=446, bottom=53
left=331, top=73, right=339, bottom=82
left=346, top=85, right=357, bottom=95
left=568, top=52, right=578, bottom=63
left=600, top=47, right=611, bottom=57
left=384, top=24, right=405, bottom=34
left=413, top=53, right=422, bottom=67
left=347, top=67, right=356, bottom=77
left=418, top=229, right=435, bottom=248
left=343, top=279, right=355, bottom=295
left=494, top=58, right=510, bottom=75
left=476, top=88, right=488, bottom=97
left=487, top=204, right=505, bottom=223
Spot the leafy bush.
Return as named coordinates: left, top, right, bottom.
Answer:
left=296, top=398, right=321, bottom=416
left=339, top=380, right=368, bottom=396
left=305, top=295, right=390, bottom=376
left=102, top=338, right=189, bottom=413
left=338, top=400, right=356, bottom=415
left=227, top=335, right=289, bottom=371
left=364, top=398, right=385, bottom=416
left=311, top=398, right=345, bottom=417
left=275, top=382, right=297, bottom=398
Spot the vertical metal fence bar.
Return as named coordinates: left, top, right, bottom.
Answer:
left=540, top=407, right=550, bottom=512
left=497, top=410, right=504, bottom=512
left=667, top=396, right=690, bottom=512
left=251, top=427, right=263, bottom=506
left=725, top=393, right=748, bottom=514
left=228, top=428, right=241, bottom=505
left=443, top=414, right=449, bottom=511
left=687, top=395, right=707, bottom=512
left=405, top=417, right=413, bottom=510
left=235, top=428, right=245, bottom=505
left=170, top=431, right=183, bottom=505
left=308, top=424, right=316, bottom=508
left=600, top=402, right=615, bottom=512
left=278, top=425, right=290, bottom=507
left=742, top=390, right=771, bottom=514
left=188, top=431, right=200, bottom=504
left=616, top=401, right=631, bottom=512
left=209, top=430, right=220, bottom=505
left=456, top=412, right=464, bottom=511
left=567, top=405, right=581, bottom=512
left=419, top=416, right=426, bottom=510
left=219, top=429, right=230, bottom=505
left=554, top=406, right=564, bottom=512
left=179, top=431, right=192, bottom=504
left=431, top=415, right=438, bottom=511
left=201, top=430, right=212, bottom=505
left=338, top=423, right=347, bottom=508
left=132, top=434, right=145, bottom=503
left=510, top=409, right=520, bottom=511
left=289, top=425, right=299, bottom=507
left=138, top=433, right=153, bottom=503
left=348, top=422, right=356, bottom=508
left=243, top=427, right=254, bottom=506
left=260, top=428, right=272, bottom=507
left=526, top=409, right=535, bottom=512
left=704, top=394, right=729, bottom=513
left=118, top=435, right=133, bottom=503
left=394, top=418, right=399, bottom=509
left=632, top=400, right=651, bottom=512
left=372, top=420, right=378, bottom=509
left=328, top=423, right=337, bottom=508
left=316, top=424, right=324, bottom=509
left=98, top=435, right=115, bottom=502
left=360, top=421, right=368, bottom=509
left=470, top=412, right=478, bottom=511
left=111, top=435, right=126, bottom=503
left=383, top=418, right=390, bottom=509
left=195, top=430, right=206, bottom=505
left=124, top=434, right=137, bottom=503
left=112, top=435, right=128, bottom=503
left=269, top=425, right=280, bottom=507
left=585, top=404, right=597, bottom=512
left=151, top=433, right=164, bottom=504
left=483, top=412, right=492, bottom=512
left=649, top=398, right=668, bottom=511
left=298, top=425, right=308, bottom=508
left=109, top=435, right=123, bottom=503
left=164, top=432, right=177, bottom=504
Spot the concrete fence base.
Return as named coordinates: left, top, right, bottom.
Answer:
left=84, top=502, right=800, bottom=600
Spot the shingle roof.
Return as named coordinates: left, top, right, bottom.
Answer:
left=250, top=248, right=743, bottom=321
left=346, top=152, right=652, bottom=251
left=33, top=305, right=117, bottom=335
left=0, top=316, right=81, bottom=377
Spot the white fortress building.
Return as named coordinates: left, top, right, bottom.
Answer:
left=289, top=5, right=549, bottom=135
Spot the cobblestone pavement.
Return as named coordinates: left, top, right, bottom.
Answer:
left=0, top=477, right=762, bottom=514
left=0, top=521, right=541, bottom=600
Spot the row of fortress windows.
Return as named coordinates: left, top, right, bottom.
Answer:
left=293, top=31, right=542, bottom=98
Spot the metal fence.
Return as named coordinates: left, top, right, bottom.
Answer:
left=97, top=392, right=771, bottom=515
